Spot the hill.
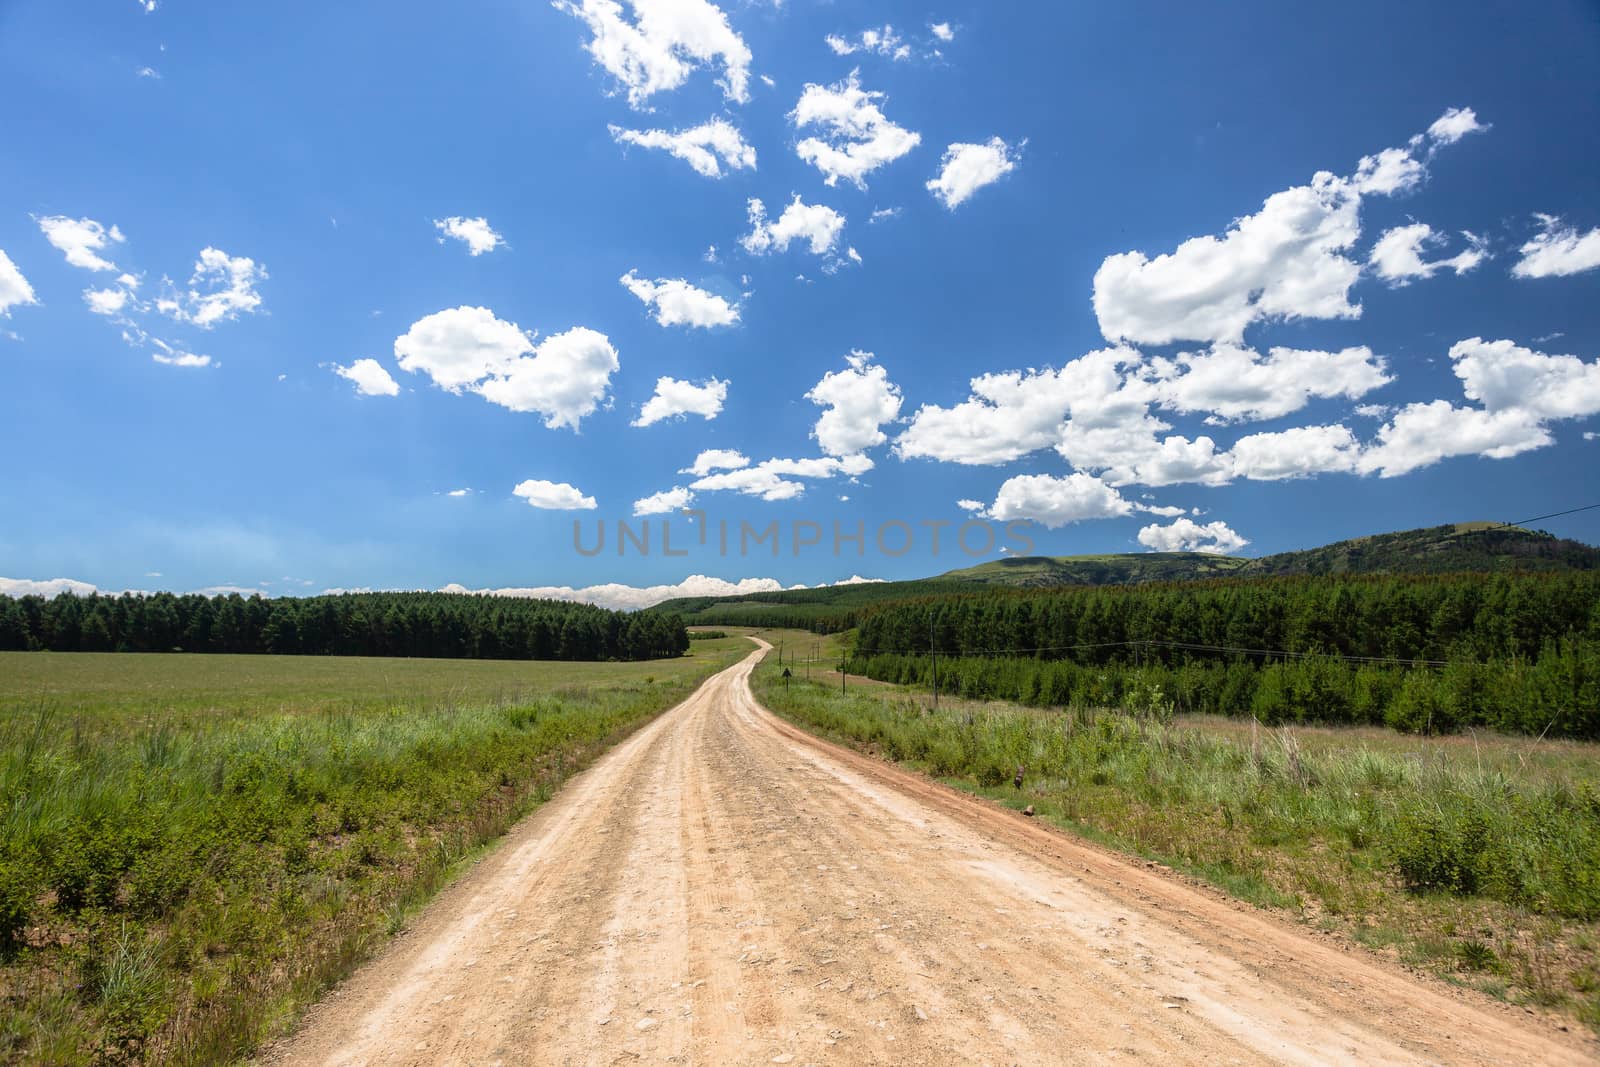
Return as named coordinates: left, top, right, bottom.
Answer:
left=648, top=523, right=1600, bottom=629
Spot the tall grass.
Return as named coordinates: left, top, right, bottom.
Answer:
left=0, top=644, right=746, bottom=1064
left=755, top=664, right=1600, bottom=1027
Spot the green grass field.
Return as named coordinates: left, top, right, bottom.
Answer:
left=752, top=653, right=1600, bottom=1032
left=0, top=636, right=751, bottom=1065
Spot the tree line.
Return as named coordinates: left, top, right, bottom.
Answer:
left=847, top=573, right=1600, bottom=737
left=0, top=591, right=690, bottom=662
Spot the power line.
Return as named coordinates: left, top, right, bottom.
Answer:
left=1486, top=502, right=1600, bottom=532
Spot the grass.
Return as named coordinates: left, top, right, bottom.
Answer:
left=753, top=655, right=1600, bottom=1032
left=0, top=636, right=751, bottom=1064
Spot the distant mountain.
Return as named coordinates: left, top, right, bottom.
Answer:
left=946, top=523, right=1600, bottom=587
left=648, top=524, right=1600, bottom=627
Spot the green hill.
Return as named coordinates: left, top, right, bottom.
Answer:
left=648, top=523, right=1600, bottom=629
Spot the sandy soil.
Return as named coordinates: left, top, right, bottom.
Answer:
left=265, top=641, right=1596, bottom=1066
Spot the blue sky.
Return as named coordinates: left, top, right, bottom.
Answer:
left=2, top=0, right=1599, bottom=608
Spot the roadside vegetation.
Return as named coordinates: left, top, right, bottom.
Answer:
left=0, top=636, right=748, bottom=1065
left=851, top=572, right=1600, bottom=738
left=752, top=651, right=1600, bottom=1031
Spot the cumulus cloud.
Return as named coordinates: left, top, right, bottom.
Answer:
left=824, top=25, right=910, bottom=60
left=513, top=478, right=598, bottom=510
left=1427, top=106, right=1488, bottom=145
left=434, top=216, right=505, bottom=256
left=931, top=22, right=954, bottom=41
left=740, top=195, right=846, bottom=258
left=554, top=0, right=752, bottom=109
left=790, top=70, right=920, bottom=189
left=36, top=216, right=125, bottom=272
left=926, top=137, right=1022, bottom=210
left=158, top=247, right=267, bottom=328
left=0, top=577, right=101, bottom=598
left=335, top=358, right=401, bottom=397
left=1359, top=337, right=1600, bottom=476
left=1137, top=518, right=1249, bottom=554
left=1512, top=214, right=1600, bottom=279
left=83, top=286, right=131, bottom=316
left=1368, top=223, right=1486, bottom=284
left=395, top=306, right=618, bottom=429
left=1227, top=424, right=1362, bottom=480
left=0, top=251, right=36, bottom=316
left=984, top=472, right=1134, bottom=528
left=609, top=117, right=756, bottom=178
left=1144, top=344, right=1391, bottom=422
left=633, top=486, right=695, bottom=515
left=1092, top=107, right=1481, bottom=346
left=690, top=454, right=871, bottom=502
left=896, top=346, right=1151, bottom=467
left=680, top=448, right=748, bottom=477
left=619, top=270, right=740, bottom=327
left=632, top=375, right=727, bottom=426
left=805, top=351, right=902, bottom=456
left=439, top=574, right=806, bottom=612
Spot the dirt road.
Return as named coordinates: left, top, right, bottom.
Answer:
left=270, top=642, right=1594, bottom=1065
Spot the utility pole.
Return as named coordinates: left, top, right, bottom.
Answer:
left=840, top=659, right=847, bottom=694
left=930, top=612, right=939, bottom=711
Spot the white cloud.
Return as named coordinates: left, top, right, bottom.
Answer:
left=335, top=358, right=401, bottom=397
left=740, top=195, right=846, bottom=258
left=1226, top=424, right=1362, bottom=480
left=36, top=216, right=125, bottom=272
left=956, top=498, right=986, bottom=514
left=0, top=577, right=101, bottom=598
left=554, top=0, right=752, bottom=109
left=1358, top=337, right=1600, bottom=476
left=513, top=478, right=598, bottom=510
left=926, top=137, right=1021, bottom=210
left=985, top=472, right=1134, bottom=528
left=1448, top=336, right=1600, bottom=419
left=1427, top=106, right=1488, bottom=145
left=395, top=306, right=618, bottom=429
left=1092, top=107, right=1477, bottom=346
left=84, top=287, right=131, bottom=316
left=1512, top=215, right=1600, bottom=279
left=0, top=251, right=36, bottom=316
left=1120, top=435, right=1228, bottom=489
left=160, top=247, right=267, bottom=328
left=680, top=448, right=748, bottom=476
left=134, top=0, right=156, bottom=11
left=931, top=22, right=954, bottom=41
left=806, top=350, right=902, bottom=456
left=790, top=70, right=920, bottom=189
left=632, top=375, right=728, bottom=426
left=609, top=118, right=756, bottom=178
left=1144, top=344, right=1390, bottom=422
left=633, top=486, right=695, bottom=515
left=447, top=488, right=473, bottom=497
left=1358, top=402, right=1550, bottom=477
left=148, top=338, right=212, bottom=368
left=1138, top=518, right=1249, bottom=555
left=896, top=346, right=1149, bottom=467
left=1369, top=223, right=1486, bottom=284
left=690, top=454, right=871, bottom=502
left=619, top=269, right=740, bottom=327
left=434, top=216, right=505, bottom=256
left=869, top=206, right=900, bottom=223
left=824, top=25, right=910, bottom=61
left=440, top=574, right=792, bottom=612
